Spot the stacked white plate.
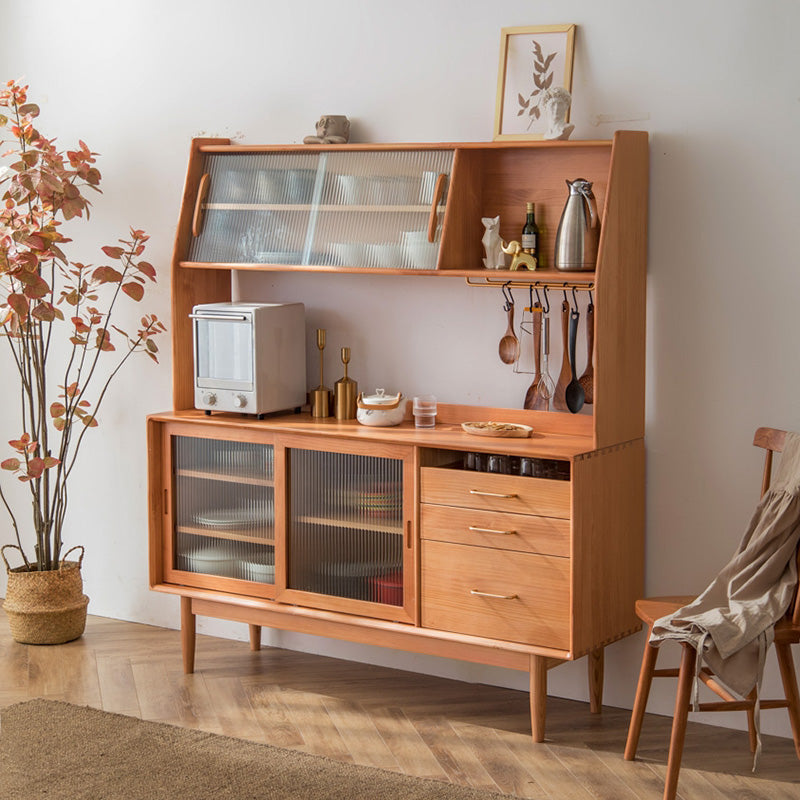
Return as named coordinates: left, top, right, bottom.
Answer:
left=194, top=504, right=273, bottom=528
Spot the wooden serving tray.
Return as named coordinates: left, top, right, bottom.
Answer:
left=461, top=422, right=533, bottom=438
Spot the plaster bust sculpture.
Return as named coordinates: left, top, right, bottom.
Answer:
left=542, top=87, right=575, bottom=141
left=481, top=216, right=506, bottom=269
left=303, top=115, right=351, bottom=144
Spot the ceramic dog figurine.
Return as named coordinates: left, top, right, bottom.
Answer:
left=502, top=239, right=537, bottom=271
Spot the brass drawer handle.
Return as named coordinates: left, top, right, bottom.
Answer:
left=469, top=489, right=518, bottom=499
left=468, top=526, right=516, bottom=536
left=470, top=589, right=519, bottom=600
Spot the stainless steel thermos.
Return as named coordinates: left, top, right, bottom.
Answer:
left=554, top=178, right=599, bottom=272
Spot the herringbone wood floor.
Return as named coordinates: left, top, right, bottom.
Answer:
left=0, top=613, right=798, bottom=798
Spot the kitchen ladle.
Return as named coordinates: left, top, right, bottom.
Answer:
left=565, top=307, right=585, bottom=413
left=578, top=300, right=594, bottom=404
left=498, top=290, right=520, bottom=365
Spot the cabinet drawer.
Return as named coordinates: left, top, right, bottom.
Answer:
left=420, top=467, right=570, bottom=519
left=421, top=540, right=570, bottom=649
left=421, top=504, right=570, bottom=557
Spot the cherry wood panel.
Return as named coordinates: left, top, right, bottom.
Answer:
left=421, top=540, right=570, bottom=649
left=179, top=590, right=571, bottom=665
left=420, top=504, right=570, bottom=558
left=171, top=137, right=232, bottom=411
left=570, top=439, right=645, bottom=657
left=438, top=147, right=484, bottom=270
left=593, top=130, right=649, bottom=449
left=148, top=408, right=596, bottom=460
left=197, top=140, right=615, bottom=154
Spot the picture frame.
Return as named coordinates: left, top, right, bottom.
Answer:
left=493, top=24, right=576, bottom=141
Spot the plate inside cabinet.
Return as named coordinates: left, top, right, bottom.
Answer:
left=461, top=422, right=533, bottom=438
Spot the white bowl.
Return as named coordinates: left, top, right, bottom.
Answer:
left=183, top=547, right=235, bottom=576
left=329, top=242, right=364, bottom=266
left=242, top=561, right=275, bottom=582
left=366, top=242, right=402, bottom=269
left=402, top=238, right=438, bottom=269
left=336, top=174, right=369, bottom=205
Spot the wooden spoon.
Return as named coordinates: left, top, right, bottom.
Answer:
left=523, top=303, right=542, bottom=409
left=553, top=300, right=571, bottom=410
left=578, top=301, right=594, bottom=404
left=498, top=300, right=520, bottom=364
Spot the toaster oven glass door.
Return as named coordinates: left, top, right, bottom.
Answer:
left=194, top=313, right=254, bottom=390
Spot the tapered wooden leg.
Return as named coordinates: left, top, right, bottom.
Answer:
left=588, top=647, right=604, bottom=713
left=775, top=642, right=800, bottom=759
left=663, top=644, right=696, bottom=800
left=530, top=655, right=547, bottom=742
left=249, top=624, right=261, bottom=651
left=180, top=596, right=196, bottom=675
left=625, top=633, right=660, bottom=760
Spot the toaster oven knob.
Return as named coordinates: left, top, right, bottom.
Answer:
left=233, top=394, right=248, bottom=409
left=202, top=392, right=217, bottom=406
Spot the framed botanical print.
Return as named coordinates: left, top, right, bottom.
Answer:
left=493, top=24, right=576, bottom=141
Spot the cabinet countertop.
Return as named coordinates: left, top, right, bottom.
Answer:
left=148, top=409, right=596, bottom=460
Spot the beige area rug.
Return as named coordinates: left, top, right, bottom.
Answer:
left=0, top=698, right=516, bottom=799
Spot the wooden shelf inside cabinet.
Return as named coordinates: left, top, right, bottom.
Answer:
left=204, top=203, right=446, bottom=214
left=176, top=262, right=598, bottom=282
left=176, top=468, right=274, bottom=488
left=177, top=525, right=275, bottom=545
left=296, top=515, right=403, bottom=535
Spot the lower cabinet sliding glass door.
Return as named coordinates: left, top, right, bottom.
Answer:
left=163, top=428, right=278, bottom=598
left=280, top=439, right=417, bottom=623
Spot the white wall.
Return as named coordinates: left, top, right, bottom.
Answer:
left=3, top=0, right=800, bottom=738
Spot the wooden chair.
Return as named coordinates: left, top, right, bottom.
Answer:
left=624, top=427, right=800, bottom=800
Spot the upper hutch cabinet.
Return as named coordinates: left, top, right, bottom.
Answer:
left=171, top=133, right=648, bottom=450
left=189, top=149, right=454, bottom=269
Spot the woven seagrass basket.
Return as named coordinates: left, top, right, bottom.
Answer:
left=1, top=545, right=89, bottom=645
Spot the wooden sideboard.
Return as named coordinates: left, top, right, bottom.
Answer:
left=148, top=131, right=648, bottom=741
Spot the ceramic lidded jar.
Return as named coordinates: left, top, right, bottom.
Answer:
left=356, top=388, right=408, bottom=427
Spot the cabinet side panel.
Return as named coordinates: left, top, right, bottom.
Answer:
left=593, top=131, right=649, bottom=448
left=172, top=138, right=232, bottom=410
left=147, top=418, right=165, bottom=587
left=438, top=149, right=484, bottom=270
left=571, top=439, right=644, bottom=657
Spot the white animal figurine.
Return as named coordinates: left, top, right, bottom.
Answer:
left=481, top=216, right=506, bottom=269
left=542, top=87, right=575, bottom=141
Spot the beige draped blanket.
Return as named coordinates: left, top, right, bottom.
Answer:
left=650, top=431, right=800, bottom=761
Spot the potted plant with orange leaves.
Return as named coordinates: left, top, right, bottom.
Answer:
left=0, top=80, right=166, bottom=643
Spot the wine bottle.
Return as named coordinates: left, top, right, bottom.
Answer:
left=521, top=202, right=539, bottom=260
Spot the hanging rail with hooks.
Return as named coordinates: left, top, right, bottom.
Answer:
left=464, top=275, right=595, bottom=293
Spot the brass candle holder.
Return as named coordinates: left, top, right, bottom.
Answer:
left=334, top=347, right=358, bottom=420
left=310, top=328, right=332, bottom=418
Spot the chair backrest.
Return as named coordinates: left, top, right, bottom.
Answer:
left=753, top=426, right=800, bottom=625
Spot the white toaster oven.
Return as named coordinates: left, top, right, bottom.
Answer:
left=191, top=302, right=306, bottom=416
